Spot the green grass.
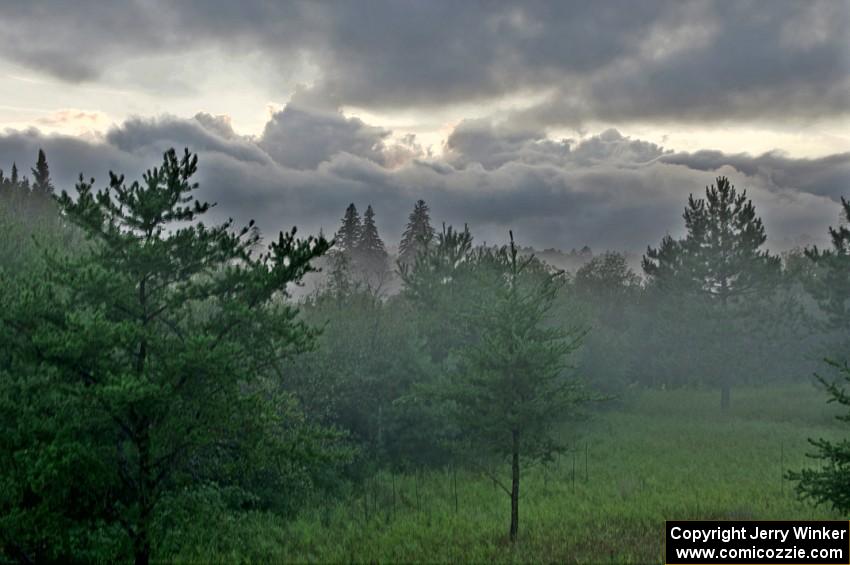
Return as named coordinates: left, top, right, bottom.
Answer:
left=171, top=383, right=846, bottom=563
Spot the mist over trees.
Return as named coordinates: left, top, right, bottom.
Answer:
left=0, top=148, right=848, bottom=561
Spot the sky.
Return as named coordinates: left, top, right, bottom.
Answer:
left=0, top=0, right=848, bottom=253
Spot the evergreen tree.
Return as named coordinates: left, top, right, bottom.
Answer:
left=788, top=197, right=850, bottom=514
left=30, top=148, right=54, bottom=195
left=0, top=153, right=64, bottom=269
left=788, top=359, right=850, bottom=513
left=334, top=203, right=362, bottom=255
left=398, top=199, right=435, bottom=265
left=400, top=223, right=478, bottom=362
left=804, top=197, right=850, bottom=337
left=0, top=149, right=339, bottom=563
left=444, top=233, right=589, bottom=543
left=643, top=176, right=780, bottom=409
left=575, top=251, right=640, bottom=325
left=355, top=204, right=388, bottom=285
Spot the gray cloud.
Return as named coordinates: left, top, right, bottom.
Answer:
left=0, top=1, right=846, bottom=126
left=259, top=104, right=390, bottom=169
left=447, top=123, right=668, bottom=170
left=0, top=109, right=846, bottom=254
left=106, top=114, right=272, bottom=165
left=660, top=150, right=850, bottom=201
left=445, top=120, right=570, bottom=170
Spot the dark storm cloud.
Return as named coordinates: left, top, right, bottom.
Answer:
left=259, top=105, right=391, bottom=169
left=106, top=114, right=272, bottom=165
left=445, top=120, right=571, bottom=170
left=516, top=2, right=850, bottom=126
left=0, top=110, right=845, bottom=254
left=446, top=122, right=668, bottom=170
left=660, top=150, right=850, bottom=201
left=0, top=1, right=846, bottom=125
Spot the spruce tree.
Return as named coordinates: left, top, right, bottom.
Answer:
left=355, top=204, right=388, bottom=281
left=334, top=203, right=362, bottom=255
left=30, top=148, right=54, bottom=195
left=398, top=199, right=435, bottom=265
left=0, top=148, right=335, bottom=563
left=643, top=176, right=780, bottom=409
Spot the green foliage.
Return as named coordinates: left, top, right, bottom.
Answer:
left=448, top=236, right=586, bottom=461
left=399, top=223, right=481, bottom=363
left=573, top=252, right=640, bottom=393
left=266, top=384, right=842, bottom=563
left=439, top=233, right=590, bottom=541
left=788, top=360, right=850, bottom=514
left=788, top=197, right=850, bottom=514
left=640, top=177, right=788, bottom=407
left=0, top=148, right=345, bottom=563
left=804, top=198, right=850, bottom=346
left=354, top=204, right=390, bottom=290
left=287, top=251, right=454, bottom=476
left=0, top=150, right=67, bottom=269
left=643, top=176, right=779, bottom=300
left=31, top=149, right=54, bottom=196
left=398, top=199, right=435, bottom=266
left=334, top=202, right=362, bottom=255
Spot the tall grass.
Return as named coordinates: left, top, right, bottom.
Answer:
left=168, top=383, right=844, bottom=563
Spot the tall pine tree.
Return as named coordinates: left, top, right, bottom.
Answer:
left=30, top=149, right=54, bottom=195
left=398, top=199, right=435, bottom=265
left=643, top=176, right=780, bottom=409
left=0, top=149, right=337, bottom=563
left=334, top=203, right=362, bottom=255
left=355, top=204, right=388, bottom=283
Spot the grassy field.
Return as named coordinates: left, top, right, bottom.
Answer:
left=172, top=383, right=845, bottom=563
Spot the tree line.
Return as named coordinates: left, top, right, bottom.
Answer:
left=0, top=148, right=848, bottom=561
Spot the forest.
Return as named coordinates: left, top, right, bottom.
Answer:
left=0, top=147, right=848, bottom=563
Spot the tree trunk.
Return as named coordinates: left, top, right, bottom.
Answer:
left=509, top=429, right=520, bottom=543
left=720, top=384, right=731, bottom=411
left=133, top=533, right=150, bottom=565
left=133, top=427, right=152, bottom=565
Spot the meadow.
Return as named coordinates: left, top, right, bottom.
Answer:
left=169, top=382, right=844, bottom=563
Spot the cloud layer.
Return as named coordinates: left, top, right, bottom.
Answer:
left=0, top=1, right=847, bottom=128
left=1, top=107, right=846, bottom=253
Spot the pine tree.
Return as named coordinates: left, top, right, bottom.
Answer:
left=398, top=199, right=435, bottom=265
left=9, top=163, right=18, bottom=187
left=644, top=177, right=777, bottom=301
left=334, top=203, right=362, bottom=255
left=804, top=197, right=850, bottom=336
left=787, top=360, right=850, bottom=513
left=643, top=176, right=780, bottom=409
left=445, top=233, right=589, bottom=543
left=0, top=149, right=336, bottom=563
left=355, top=205, right=388, bottom=280
left=787, top=197, right=850, bottom=514
left=30, top=149, right=54, bottom=195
